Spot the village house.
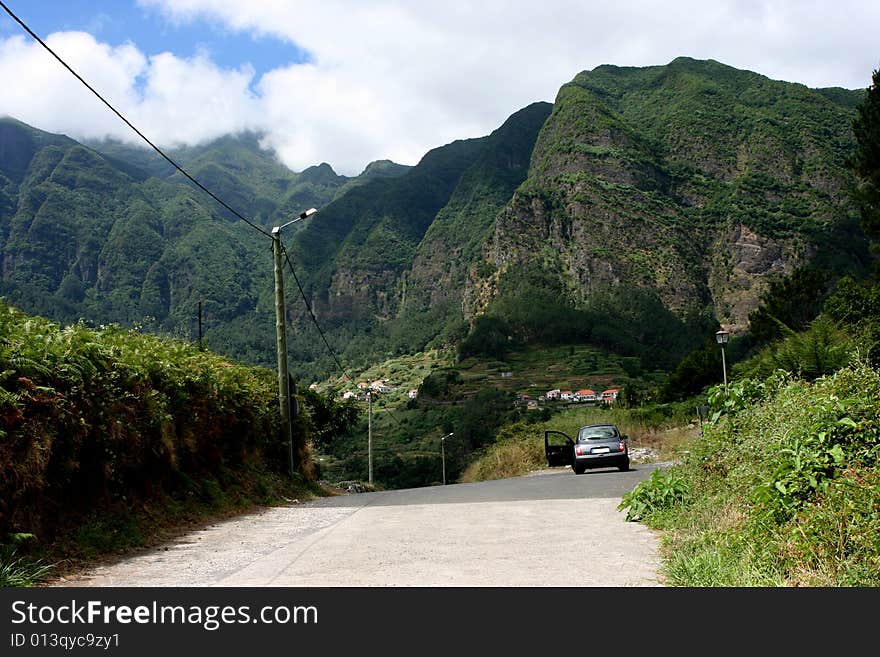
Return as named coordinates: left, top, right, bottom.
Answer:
left=575, top=389, right=598, bottom=402
left=602, top=389, right=620, bottom=404
left=369, top=379, right=394, bottom=394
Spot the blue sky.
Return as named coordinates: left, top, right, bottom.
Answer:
left=1, top=1, right=879, bottom=175
left=0, top=0, right=311, bottom=82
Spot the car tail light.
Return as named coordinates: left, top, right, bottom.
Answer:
left=619, top=442, right=626, bottom=451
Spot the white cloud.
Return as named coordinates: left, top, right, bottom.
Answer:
left=2, top=1, right=879, bottom=176
left=0, top=30, right=260, bottom=149
left=0, top=32, right=146, bottom=140
left=133, top=51, right=260, bottom=146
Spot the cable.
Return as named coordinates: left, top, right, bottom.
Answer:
left=0, top=1, right=273, bottom=240
left=2, top=2, right=407, bottom=429
left=282, top=247, right=405, bottom=427
left=281, top=246, right=354, bottom=382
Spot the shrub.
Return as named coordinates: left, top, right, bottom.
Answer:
left=618, top=468, right=689, bottom=522
left=0, top=300, right=296, bottom=542
left=645, top=361, right=880, bottom=586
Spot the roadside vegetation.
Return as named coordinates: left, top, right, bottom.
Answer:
left=0, top=300, right=333, bottom=586
left=621, top=362, right=880, bottom=586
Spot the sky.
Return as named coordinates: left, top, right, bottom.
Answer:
left=0, top=0, right=878, bottom=176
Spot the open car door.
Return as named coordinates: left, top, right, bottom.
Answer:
left=544, top=430, right=574, bottom=467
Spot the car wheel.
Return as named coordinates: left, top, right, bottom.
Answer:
left=618, top=459, right=630, bottom=472
left=573, top=464, right=585, bottom=475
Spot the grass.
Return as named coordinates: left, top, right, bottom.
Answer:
left=0, top=534, right=56, bottom=587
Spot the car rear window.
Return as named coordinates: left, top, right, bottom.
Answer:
left=577, top=426, right=619, bottom=441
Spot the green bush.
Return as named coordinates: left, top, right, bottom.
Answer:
left=618, top=468, right=689, bottom=522
left=0, top=300, right=297, bottom=542
left=782, top=468, right=880, bottom=586
left=641, top=361, right=880, bottom=586
left=733, top=315, right=859, bottom=382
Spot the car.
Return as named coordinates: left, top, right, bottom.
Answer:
left=544, top=423, right=630, bottom=474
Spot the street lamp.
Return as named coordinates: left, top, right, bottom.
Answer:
left=441, top=432, right=453, bottom=485
left=715, top=329, right=730, bottom=395
left=272, top=208, right=317, bottom=478
left=277, top=207, right=317, bottom=231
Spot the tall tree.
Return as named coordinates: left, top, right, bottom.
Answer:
left=850, top=66, right=880, bottom=263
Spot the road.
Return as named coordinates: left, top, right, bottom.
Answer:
left=59, top=464, right=667, bottom=587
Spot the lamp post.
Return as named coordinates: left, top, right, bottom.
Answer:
left=715, top=329, right=730, bottom=395
left=272, top=207, right=317, bottom=478
left=441, top=432, right=453, bottom=485
left=367, top=391, right=373, bottom=486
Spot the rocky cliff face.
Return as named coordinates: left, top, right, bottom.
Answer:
left=467, top=58, right=867, bottom=337
left=397, top=102, right=552, bottom=335
left=287, top=102, right=551, bottom=347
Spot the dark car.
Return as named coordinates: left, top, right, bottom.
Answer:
left=544, top=424, right=630, bottom=474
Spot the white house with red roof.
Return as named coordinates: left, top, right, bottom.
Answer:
left=601, top=388, right=620, bottom=403
left=575, top=389, right=598, bottom=402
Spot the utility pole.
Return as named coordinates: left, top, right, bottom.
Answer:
left=721, top=345, right=728, bottom=392
left=367, top=391, right=373, bottom=485
left=272, top=208, right=317, bottom=479
left=441, top=432, right=453, bottom=485
left=441, top=434, right=446, bottom=485
left=272, top=227, right=294, bottom=478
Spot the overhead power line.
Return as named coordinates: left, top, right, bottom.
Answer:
left=281, top=246, right=355, bottom=384
left=281, top=247, right=405, bottom=428
left=2, top=0, right=407, bottom=431
left=0, top=1, right=272, bottom=240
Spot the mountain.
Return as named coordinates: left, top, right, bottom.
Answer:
left=283, top=101, right=552, bottom=370
left=0, top=119, right=401, bottom=363
left=456, top=58, right=871, bottom=367
left=0, top=58, right=872, bottom=381
left=86, top=133, right=359, bottom=227
left=280, top=59, right=869, bottom=374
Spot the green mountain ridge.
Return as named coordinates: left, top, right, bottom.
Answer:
left=0, top=58, right=873, bottom=383
left=459, top=57, right=870, bottom=368
left=0, top=118, right=406, bottom=363
left=284, top=101, right=552, bottom=370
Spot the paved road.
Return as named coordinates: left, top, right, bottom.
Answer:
left=60, top=464, right=667, bottom=587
